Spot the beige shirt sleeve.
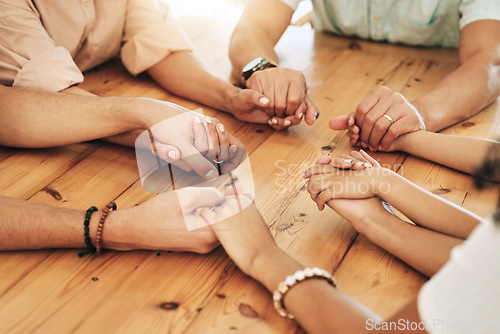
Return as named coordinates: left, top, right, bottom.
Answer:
left=121, top=0, right=193, bottom=76
left=0, top=0, right=83, bottom=91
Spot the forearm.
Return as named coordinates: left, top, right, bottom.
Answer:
left=376, top=172, right=481, bottom=238
left=148, top=51, right=240, bottom=113
left=251, top=247, right=380, bottom=334
left=413, top=47, right=500, bottom=132
left=228, top=0, right=293, bottom=85
left=360, top=205, right=464, bottom=277
left=229, top=26, right=280, bottom=85
left=0, top=86, right=147, bottom=148
left=397, top=131, right=500, bottom=181
left=0, top=196, right=124, bottom=251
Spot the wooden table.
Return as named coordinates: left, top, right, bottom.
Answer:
left=1, top=18, right=499, bottom=333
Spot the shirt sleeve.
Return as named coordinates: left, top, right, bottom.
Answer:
left=0, top=0, right=83, bottom=91
left=280, top=0, right=302, bottom=11
left=458, top=0, right=500, bottom=30
left=121, top=0, right=194, bottom=76
left=418, top=218, right=500, bottom=334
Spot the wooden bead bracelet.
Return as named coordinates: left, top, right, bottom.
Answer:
left=95, top=201, right=117, bottom=255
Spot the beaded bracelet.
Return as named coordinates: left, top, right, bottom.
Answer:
left=273, top=267, right=338, bottom=319
left=78, top=206, right=98, bottom=257
left=95, top=201, right=117, bottom=255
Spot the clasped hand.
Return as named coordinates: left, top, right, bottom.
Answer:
left=303, top=150, right=394, bottom=210
left=138, top=102, right=246, bottom=181
left=329, top=86, right=426, bottom=151
left=246, top=67, right=319, bottom=130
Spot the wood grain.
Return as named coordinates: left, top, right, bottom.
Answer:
left=0, top=17, right=499, bottom=334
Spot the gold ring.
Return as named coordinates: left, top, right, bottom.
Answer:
left=383, top=114, right=394, bottom=125
left=213, top=159, right=224, bottom=164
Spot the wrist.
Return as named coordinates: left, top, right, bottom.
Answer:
left=220, top=83, right=242, bottom=115
left=108, top=97, right=148, bottom=131
left=89, top=209, right=134, bottom=251
left=131, top=98, right=182, bottom=129
left=412, top=98, right=440, bottom=132
left=372, top=168, right=397, bottom=197
left=249, top=246, right=303, bottom=292
left=360, top=201, right=398, bottom=242
left=392, top=130, right=422, bottom=152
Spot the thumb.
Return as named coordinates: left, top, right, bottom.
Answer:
left=241, top=89, right=270, bottom=108
left=181, top=145, right=219, bottom=181
left=178, top=187, right=224, bottom=212
left=329, top=115, right=349, bottom=130
left=155, top=143, right=181, bottom=163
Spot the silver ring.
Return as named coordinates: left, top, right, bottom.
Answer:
left=209, top=206, right=215, bottom=212
left=383, top=114, right=394, bottom=125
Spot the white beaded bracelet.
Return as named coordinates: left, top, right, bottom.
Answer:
left=273, top=267, right=338, bottom=319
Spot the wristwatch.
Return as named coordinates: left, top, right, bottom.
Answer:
left=242, top=57, right=277, bottom=81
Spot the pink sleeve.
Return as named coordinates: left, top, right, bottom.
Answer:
left=121, top=0, right=193, bottom=76
left=0, top=0, right=83, bottom=91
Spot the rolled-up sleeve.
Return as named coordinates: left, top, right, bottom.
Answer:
left=459, top=0, right=500, bottom=30
left=121, top=0, right=193, bottom=76
left=0, top=0, right=83, bottom=91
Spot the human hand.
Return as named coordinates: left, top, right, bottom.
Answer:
left=246, top=67, right=319, bottom=130
left=200, top=190, right=277, bottom=276
left=227, top=87, right=273, bottom=125
left=303, top=157, right=394, bottom=210
left=316, top=148, right=381, bottom=170
left=329, top=86, right=425, bottom=151
left=308, top=151, right=396, bottom=236
left=137, top=101, right=246, bottom=180
left=108, top=187, right=224, bottom=253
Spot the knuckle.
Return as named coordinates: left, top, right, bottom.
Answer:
left=374, top=121, right=386, bottom=131
left=365, top=113, right=378, bottom=124
left=356, top=103, right=369, bottom=114
left=288, top=96, right=302, bottom=106
left=387, top=126, right=398, bottom=135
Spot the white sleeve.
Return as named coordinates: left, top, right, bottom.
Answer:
left=459, top=0, right=500, bottom=30
left=418, top=217, right=500, bottom=334
left=280, top=0, right=301, bottom=11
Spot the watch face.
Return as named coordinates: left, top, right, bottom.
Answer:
left=242, top=57, right=264, bottom=73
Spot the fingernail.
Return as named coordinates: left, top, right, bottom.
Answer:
left=284, top=120, right=291, bottom=126
left=260, top=97, right=269, bottom=104
left=230, top=145, right=238, bottom=153
left=360, top=149, right=366, bottom=154
left=218, top=124, right=225, bottom=132
left=361, top=143, right=368, bottom=148
left=271, top=118, right=278, bottom=125
left=314, top=111, right=320, bottom=120
left=194, top=116, right=202, bottom=124
left=378, top=145, right=383, bottom=151
left=268, top=119, right=273, bottom=125
left=345, top=159, right=353, bottom=164
left=369, top=146, right=375, bottom=151
left=168, top=150, right=176, bottom=160
left=206, top=169, right=218, bottom=180
left=364, top=163, right=372, bottom=168
left=355, top=162, right=364, bottom=168
left=298, top=113, right=304, bottom=119
left=205, top=116, right=212, bottom=124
